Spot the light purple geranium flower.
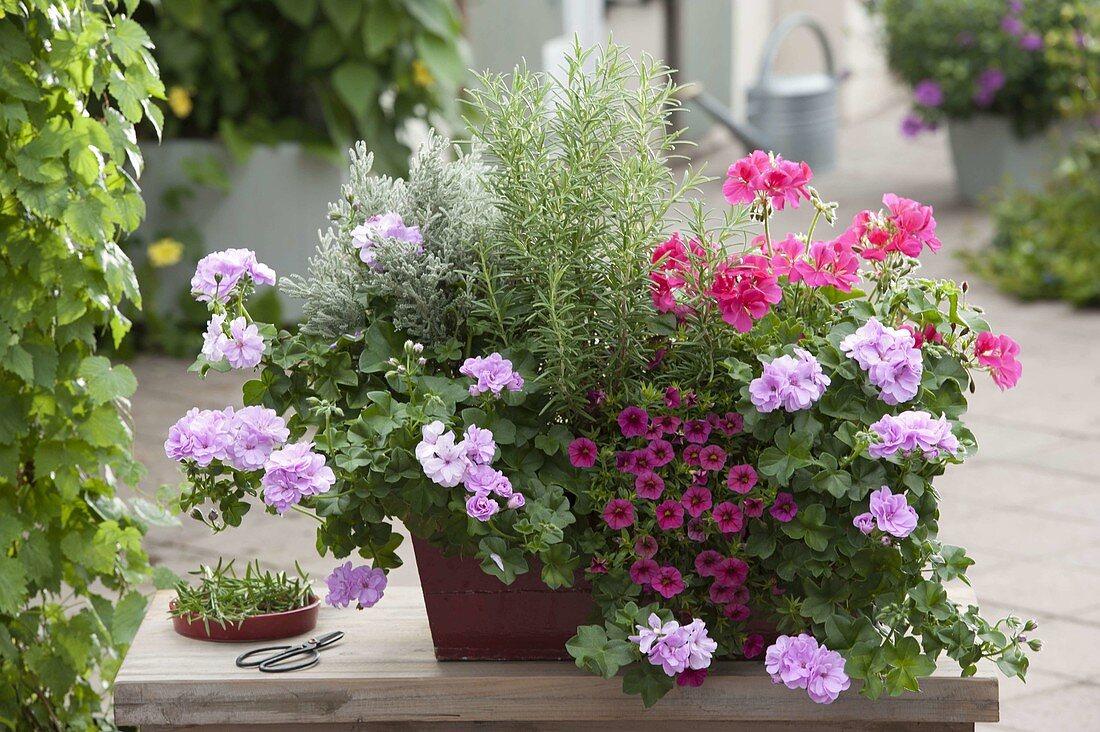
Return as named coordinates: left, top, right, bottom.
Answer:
left=224, top=406, right=289, bottom=471
left=840, top=318, right=922, bottom=405
left=868, top=486, right=919, bottom=538
left=749, top=348, right=830, bottom=413
left=416, top=429, right=469, bottom=488
left=459, top=353, right=524, bottom=398
left=853, top=512, right=875, bottom=535
left=202, top=313, right=228, bottom=362
left=351, top=212, right=423, bottom=269
left=974, top=68, right=1006, bottom=107
left=191, top=248, right=275, bottom=304
left=913, top=79, right=943, bottom=108
left=463, top=425, right=497, bottom=465
left=222, top=316, right=265, bottom=369
left=463, top=464, right=512, bottom=497
left=765, top=634, right=850, bottom=704
left=164, top=407, right=234, bottom=465
left=261, top=441, right=335, bottom=514
left=465, top=493, right=500, bottom=522
left=629, top=614, right=717, bottom=678
left=324, top=562, right=387, bottom=609
left=868, top=411, right=959, bottom=459
left=507, top=493, right=525, bottom=510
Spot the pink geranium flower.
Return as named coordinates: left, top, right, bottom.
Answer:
left=567, top=437, right=598, bottom=468
left=602, top=498, right=635, bottom=530
left=791, top=238, right=861, bottom=292
left=708, top=255, right=782, bottom=333
left=723, top=150, right=772, bottom=205
left=974, top=331, right=1022, bottom=389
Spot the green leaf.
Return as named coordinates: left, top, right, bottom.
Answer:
left=332, top=62, right=380, bottom=123
left=413, top=32, right=466, bottom=90
left=539, top=543, right=580, bottom=589
left=275, top=0, right=318, bottom=26
left=622, top=664, right=676, bottom=707
left=884, top=637, right=937, bottom=695
left=112, top=591, right=148, bottom=646
left=565, top=625, right=636, bottom=679
left=0, top=556, right=28, bottom=615
left=405, top=0, right=459, bottom=37
left=78, top=356, right=138, bottom=405
left=477, top=537, right=529, bottom=585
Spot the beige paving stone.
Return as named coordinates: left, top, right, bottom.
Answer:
left=969, top=558, right=1100, bottom=617
left=995, top=681, right=1100, bottom=731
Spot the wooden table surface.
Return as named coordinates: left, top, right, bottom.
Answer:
left=114, top=587, right=998, bottom=731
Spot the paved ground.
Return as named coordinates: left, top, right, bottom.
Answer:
left=129, top=107, right=1099, bottom=730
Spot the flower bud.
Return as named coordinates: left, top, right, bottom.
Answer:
left=507, top=493, right=526, bottom=510
left=413, top=342, right=424, bottom=353
left=189, top=508, right=203, bottom=521
left=207, top=508, right=219, bottom=522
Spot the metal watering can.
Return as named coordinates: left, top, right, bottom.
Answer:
left=746, top=13, right=839, bottom=172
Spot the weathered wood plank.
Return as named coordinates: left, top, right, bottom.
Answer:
left=114, top=589, right=997, bottom=728
left=139, top=723, right=975, bottom=732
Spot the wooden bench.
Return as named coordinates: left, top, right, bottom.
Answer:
left=114, top=588, right=998, bottom=731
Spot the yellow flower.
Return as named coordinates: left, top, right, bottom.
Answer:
left=411, top=59, right=434, bottom=88
left=147, top=237, right=184, bottom=268
left=167, top=86, right=193, bottom=119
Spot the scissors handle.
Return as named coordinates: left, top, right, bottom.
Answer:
left=234, top=631, right=345, bottom=673
left=236, top=645, right=291, bottom=669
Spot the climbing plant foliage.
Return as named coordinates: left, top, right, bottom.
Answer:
left=0, top=0, right=166, bottom=728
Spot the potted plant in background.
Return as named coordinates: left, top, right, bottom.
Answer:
left=129, top=0, right=469, bottom=323
left=872, top=0, right=1098, bottom=201
left=169, top=560, right=320, bottom=642
left=165, top=43, right=1037, bottom=707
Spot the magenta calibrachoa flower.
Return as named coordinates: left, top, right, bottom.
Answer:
left=749, top=349, right=830, bottom=413
left=602, top=498, right=636, bottom=530
left=765, top=634, right=851, bottom=704
left=325, top=562, right=387, bottom=609
left=840, top=318, right=923, bottom=405
left=459, top=353, right=524, bottom=397
left=261, top=442, right=336, bottom=514
left=868, top=411, right=960, bottom=459
left=868, top=486, right=919, bottom=538
left=568, top=437, right=598, bottom=468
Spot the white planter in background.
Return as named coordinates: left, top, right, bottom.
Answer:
left=947, top=116, right=1080, bottom=203
left=138, top=141, right=346, bottom=320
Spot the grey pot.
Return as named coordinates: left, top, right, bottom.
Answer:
left=947, top=116, right=1080, bottom=203
left=138, top=140, right=347, bottom=319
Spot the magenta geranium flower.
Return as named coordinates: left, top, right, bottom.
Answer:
left=770, top=493, right=798, bottom=523
left=655, top=499, right=685, bottom=530
left=602, top=498, right=635, bottom=530
left=617, top=406, right=649, bottom=438
left=974, top=331, right=1022, bottom=390
left=635, top=471, right=666, bottom=500
left=726, top=464, right=758, bottom=494
left=567, top=437, right=598, bottom=468
left=707, top=254, right=783, bottom=333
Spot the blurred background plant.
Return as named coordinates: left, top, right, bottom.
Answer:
left=967, top=131, right=1100, bottom=305
left=871, top=0, right=1099, bottom=137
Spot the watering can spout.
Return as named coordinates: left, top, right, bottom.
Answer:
left=677, top=84, right=768, bottom=152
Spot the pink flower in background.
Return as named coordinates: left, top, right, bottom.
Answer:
left=222, top=317, right=265, bottom=369
left=749, top=349, right=831, bottom=413
left=656, top=499, right=686, bottom=530
left=723, top=150, right=772, bottom=205
left=568, top=437, right=598, bottom=468
left=635, top=471, right=666, bottom=500
left=617, top=406, right=649, bottom=438
left=1000, top=15, right=1024, bottom=36
left=191, top=248, right=275, bottom=303
left=164, top=407, right=234, bottom=466
left=681, top=486, right=713, bottom=518
left=791, top=238, right=861, bottom=292
left=1020, top=32, right=1043, bottom=51
left=465, top=493, right=500, bottom=522
left=224, top=406, right=289, bottom=471
left=913, top=79, right=944, bottom=107
left=901, top=113, right=934, bottom=138
left=463, top=425, right=497, bottom=465
left=677, top=668, right=708, bottom=687
left=602, top=498, right=636, bottom=530
left=868, top=486, right=919, bottom=538
left=727, top=464, right=758, bottom=494
left=635, top=535, right=659, bottom=559
left=460, top=353, right=524, bottom=397
left=853, top=512, right=875, bottom=535
left=708, top=255, right=783, bottom=332
left=713, top=501, right=744, bottom=534
left=724, top=603, right=751, bottom=621
left=770, top=493, right=798, bottom=523
left=261, top=442, right=335, bottom=514
left=900, top=322, right=942, bottom=348
left=768, top=234, right=803, bottom=278
left=869, top=411, right=959, bottom=459
left=698, top=445, right=727, bottom=472
left=974, top=332, right=1022, bottom=389
left=695, top=549, right=723, bottom=577
left=840, top=318, right=923, bottom=405
left=743, top=634, right=766, bottom=659
left=652, top=566, right=685, bottom=598
left=325, top=562, right=387, bottom=609
left=975, top=68, right=1006, bottom=107
left=630, top=558, right=660, bottom=586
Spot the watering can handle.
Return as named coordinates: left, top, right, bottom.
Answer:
left=755, top=13, right=837, bottom=85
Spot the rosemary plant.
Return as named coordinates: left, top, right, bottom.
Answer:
left=170, top=559, right=314, bottom=630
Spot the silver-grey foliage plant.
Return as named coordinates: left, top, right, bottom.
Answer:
left=282, top=130, right=499, bottom=345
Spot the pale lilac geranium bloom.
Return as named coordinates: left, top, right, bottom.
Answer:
left=465, top=493, right=500, bottom=522
left=853, top=512, right=875, bottom=535
left=463, top=425, right=497, bottom=465
left=749, top=349, right=830, bottom=413
left=766, top=634, right=850, bottom=704
left=191, top=248, right=275, bottom=303
left=463, top=464, right=512, bottom=497
left=506, top=493, right=525, bottom=510
left=806, top=645, right=852, bottom=704
left=222, top=316, right=265, bottom=369
left=325, top=562, right=387, bottom=609
left=974, top=68, right=1006, bottom=107
left=201, top=313, right=229, bottom=362
left=224, top=406, right=289, bottom=471
left=868, top=486, right=919, bottom=538
left=417, top=430, right=469, bottom=488
left=869, top=411, right=959, bottom=459
left=164, top=407, right=234, bottom=466
left=840, top=318, right=922, bottom=405
left=630, top=615, right=717, bottom=677
left=351, top=212, right=423, bottom=269
left=460, top=353, right=524, bottom=397
left=913, top=79, right=943, bottom=107
left=261, top=441, right=336, bottom=514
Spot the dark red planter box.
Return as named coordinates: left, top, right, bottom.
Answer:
left=412, top=537, right=594, bottom=660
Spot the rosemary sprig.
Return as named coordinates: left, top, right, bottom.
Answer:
left=170, top=558, right=313, bottom=632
